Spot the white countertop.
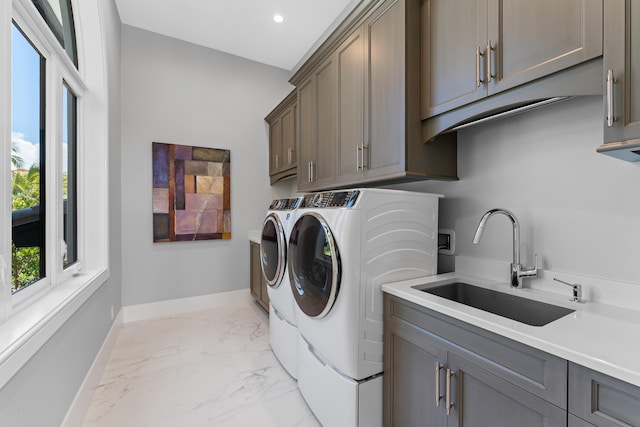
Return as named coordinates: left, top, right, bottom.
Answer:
left=382, top=272, right=640, bottom=388
left=248, top=229, right=261, bottom=244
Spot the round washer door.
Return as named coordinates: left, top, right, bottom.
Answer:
left=288, top=212, right=341, bottom=318
left=260, top=213, right=286, bottom=287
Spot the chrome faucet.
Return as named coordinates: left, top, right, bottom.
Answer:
left=472, top=208, right=538, bottom=288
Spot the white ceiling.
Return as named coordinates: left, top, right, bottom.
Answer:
left=114, top=0, right=360, bottom=71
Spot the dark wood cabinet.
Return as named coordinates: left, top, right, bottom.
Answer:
left=597, top=0, right=640, bottom=158
left=296, top=55, right=337, bottom=191
left=265, top=90, right=297, bottom=184
left=249, top=241, right=269, bottom=312
left=422, top=0, right=603, bottom=119
left=291, top=0, right=458, bottom=192
left=384, top=294, right=567, bottom=427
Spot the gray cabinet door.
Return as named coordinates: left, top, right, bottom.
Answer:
left=297, top=77, right=316, bottom=191
left=422, top=0, right=602, bottom=119
left=569, top=362, right=640, bottom=427
left=266, top=90, right=296, bottom=183
left=297, top=57, right=336, bottom=191
left=447, top=352, right=567, bottom=427
left=364, top=0, right=407, bottom=180
left=421, top=0, right=487, bottom=118
left=568, top=414, right=594, bottom=427
left=269, top=118, right=283, bottom=175
left=250, top=242, right=268, bottom=312
left=314, top=57, right=337, bottom=189
left=281, top=104, right=296, bottom=171
left=488, top=0, right=602, bottom=96
left=384, top=320, right=446, bottom=427
left=336, top=28, right=365, bottom=185
left=603, top=0, right=640, bottom=144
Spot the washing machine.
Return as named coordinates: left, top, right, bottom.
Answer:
left=260, top=197, right=301, bottom=379
left=288, top=188, right=441, bottom=427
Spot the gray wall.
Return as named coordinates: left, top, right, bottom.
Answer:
left=120, top=26, right=293, bottom=306
left=389, top=96, right=640, bottom=285
left=0, top=0, right=123, bottom=425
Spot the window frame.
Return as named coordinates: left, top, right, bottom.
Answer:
left=5, top=0, right=87, bottom=314
left=0, top=0, right=108, bottom=391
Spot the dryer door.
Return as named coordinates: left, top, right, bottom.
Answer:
left=260, top=213, right=286, bottom=287
left=288, top=212, right=341, bottom=318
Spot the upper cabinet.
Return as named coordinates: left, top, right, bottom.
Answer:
left=597, top=0, right=640, bottom=161
left=291, top=0, right=458, bottom=192
left=297, top=55, right=338, bottom=191
left=265, top=90, right=297, bottom=184
left=422, top=0, right=603, bottom=119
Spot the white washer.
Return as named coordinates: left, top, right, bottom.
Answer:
left=288, top=188, right=441, bottom=427
left=260, top=197, right=301, bottom=379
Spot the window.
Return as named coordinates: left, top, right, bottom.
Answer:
left=31, top=0, right=77, bottom=66
left=0, top=0, right=109, bottom=387
left=62, top=83, right=77, bottom=268
left=4, top=0, right=82, bottom=311
left=11, top=23, right=45, bottom=293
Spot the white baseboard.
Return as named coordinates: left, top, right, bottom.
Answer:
left=60, top=308, right=124, bottom=427
left=122, top=289, right=252, bottom=323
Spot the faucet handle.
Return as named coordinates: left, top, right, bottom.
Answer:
left=519, top=253, right=538, bottom=278
left=553, top=277, right=584, bottom=303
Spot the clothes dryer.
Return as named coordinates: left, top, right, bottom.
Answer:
left=288, top=188, right=441, bottom=427
left=260, top=197, right=301, bottom=378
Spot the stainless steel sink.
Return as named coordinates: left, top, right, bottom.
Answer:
left=416, top=282, right=575, bottom=326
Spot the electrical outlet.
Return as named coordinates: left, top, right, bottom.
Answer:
left=438, top=229, right=455, bottom=255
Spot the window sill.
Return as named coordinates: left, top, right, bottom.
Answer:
left=0, top=268, right=109, bottom=389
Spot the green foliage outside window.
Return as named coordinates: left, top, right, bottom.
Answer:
left=11, top=166, right=41, bottom=292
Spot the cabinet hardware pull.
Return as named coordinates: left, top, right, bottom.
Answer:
left=308, top=161, right=312, bottom=183
left=310, top=161, right=314, bottom=182
left=446, top=368, right=455, bottom=416
left=435, top=363, right=443, bottom=407
left=275, top=155, right=279, bottom=169
left=356, top=144, right=368, bottom=172
left=476, top=46, right=484, bottom=87
left=486, top=41, right=494, bottom=83
left=361, top=144, right=367, bottom=170
left=607, top=69, right=616, bottom=127
left=288, top=148, right=293, bottom=164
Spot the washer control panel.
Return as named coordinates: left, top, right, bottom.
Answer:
left=300, top=190, right=360, bottom=208
left=269, top=197, right=302, bottom=210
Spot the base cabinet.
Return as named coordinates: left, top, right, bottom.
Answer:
left=249, top=242, right=269, bottom=312
left=384, top=294, right=567, bottom=427
left=569, top=362, right=640, bottom=427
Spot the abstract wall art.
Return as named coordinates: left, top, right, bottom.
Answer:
left=152, top=142, right=230, bottom=242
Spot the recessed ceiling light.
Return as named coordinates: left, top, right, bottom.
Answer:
left=273, top=14, right=284, bottom=23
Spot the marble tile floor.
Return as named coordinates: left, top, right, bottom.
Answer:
left=82, top=302, right=320, bottom=427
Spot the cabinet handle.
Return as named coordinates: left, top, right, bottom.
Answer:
left=309, top=161, right=314, bottom=183
left=288, top=148, right=294, bottom=164
left=446, top=368, right=455, bottom=416
left=308, top=161, right=311, bottom=183
left=486, top=41, right=494, bottom=83
left=362, top=144, right=367, bottom=170
left=275, top=154, right=279, bottom=169
left=356, top=144, right=368, bottom=172
left=607, top=69, right=616, bottom=127
left=476, top=46, right=484, bottom=87
left=435, top=363, right=443, bottom=407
